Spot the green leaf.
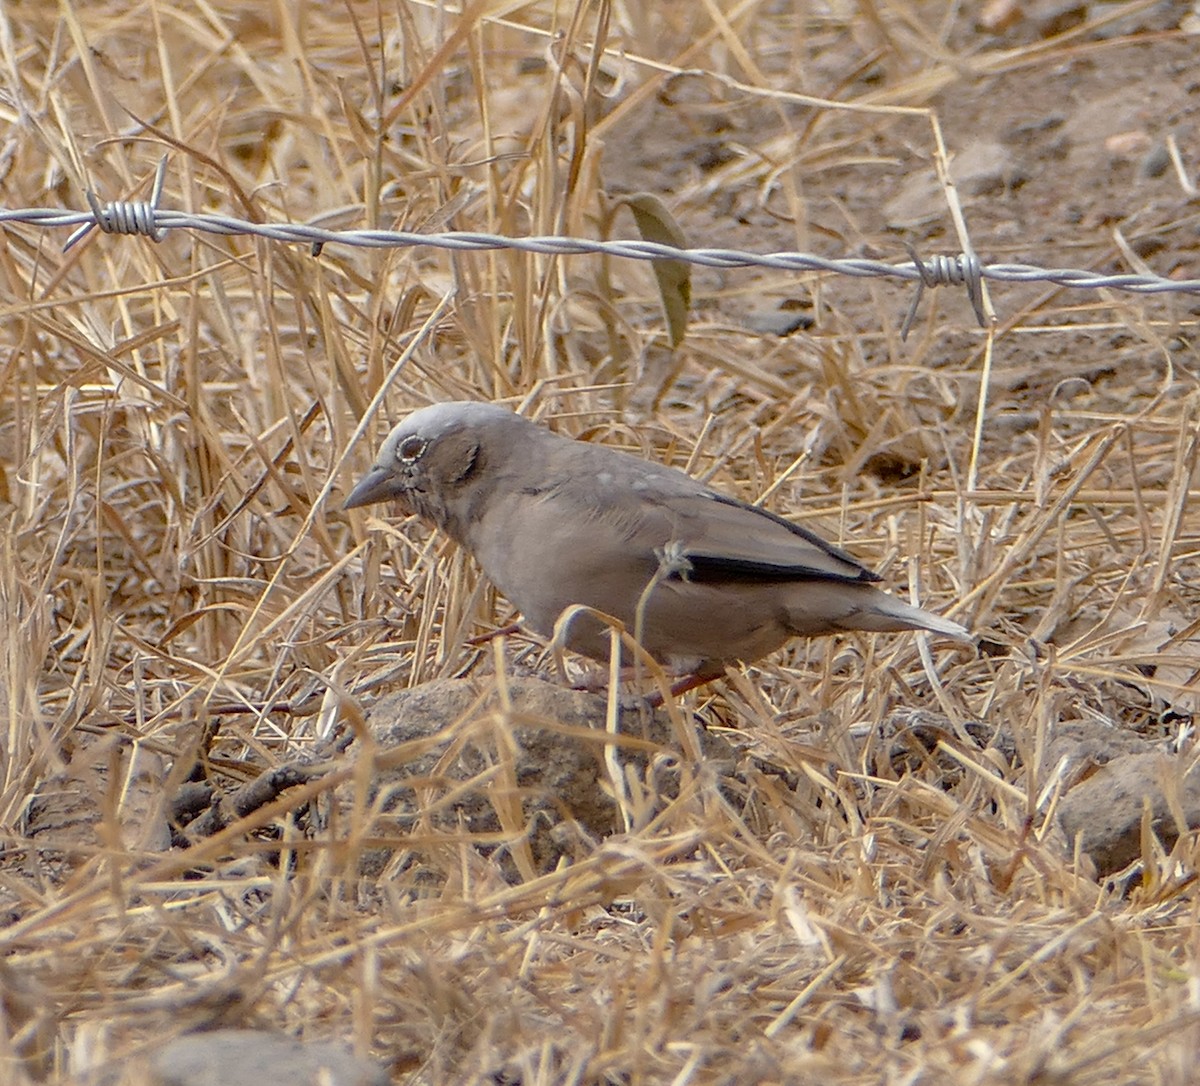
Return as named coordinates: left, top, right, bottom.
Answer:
left=620, top=193, right=691, bottom=347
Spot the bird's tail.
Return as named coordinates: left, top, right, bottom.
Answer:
left=855, top=591, right=973, bottom=642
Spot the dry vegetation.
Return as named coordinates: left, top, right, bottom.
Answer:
left=1, top=1, right=1199, bottom=1083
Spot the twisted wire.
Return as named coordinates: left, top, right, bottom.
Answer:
left=0, top=158, right=1191, bottom=335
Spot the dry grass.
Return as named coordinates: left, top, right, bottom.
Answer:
left=1, top=1, right=1198, bottom=1083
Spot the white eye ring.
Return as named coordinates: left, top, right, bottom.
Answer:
left=396, top=435, right=426, bottom=462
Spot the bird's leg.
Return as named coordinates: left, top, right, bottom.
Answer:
left=641, top=668, right=724, bottom=707
left=465, top=622, right=522, bottom=646
left=570, top=664, right=722, bottom=706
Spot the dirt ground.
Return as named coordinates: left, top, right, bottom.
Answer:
left=1, top=1, right=1199, bottom=1084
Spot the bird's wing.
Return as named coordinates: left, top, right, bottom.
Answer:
left=542, top=444, right=881, bottom=585
left=658, top=491, right=881, bottom=584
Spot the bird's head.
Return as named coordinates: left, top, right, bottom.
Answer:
left=343, top=401, right=522, bottom=534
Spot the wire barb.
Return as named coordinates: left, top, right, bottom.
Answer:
left=901, top=245, right=987, bottom=340
left=64, top=156, right=169, bottom=250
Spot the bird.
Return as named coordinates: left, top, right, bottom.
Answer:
left=344, top=401, right=970, bottom=692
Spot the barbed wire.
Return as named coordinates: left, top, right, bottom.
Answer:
left=4, top=158, right=1198, bottom=340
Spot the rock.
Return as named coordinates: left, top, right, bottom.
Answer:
left=24, top=736, right=170, bottom=881
left=1044, top=719, right=1158, bottom=782
left=743, top=303, right=814, bottom=337
left=1026, top=1, right=1088, bottom=38
left=148, top=1030, right=387, bottom=1086
left=883, top=171, right=943, bottom=231
left=951, top=139, right=1024, bottom=196
left=878, top=710, right=1193, bottom=880
left=339, top=676, right=736, bottom=876
left=1104, top=130, right=1153, bottom=159
left=1056, top=751, right=1200, bottom=877
left=1139, top=143, right=1171, bottom=179
left=977, top=0, right=1021, bottom=33
left=883, top=140, right=1023, bottom=229
left=880, top=707, right=1016, bottom=782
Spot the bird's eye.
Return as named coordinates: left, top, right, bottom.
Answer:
left=396, top=436, right=426, bottom=462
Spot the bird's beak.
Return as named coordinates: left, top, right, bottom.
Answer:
left=343, top=466, right=404, bottom=510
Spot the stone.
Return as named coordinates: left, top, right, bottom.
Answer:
left=338, top=675, right=736, bottom=876
left=148, top=1030, right=387, bottom=1086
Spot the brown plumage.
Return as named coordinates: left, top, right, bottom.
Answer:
left=344, top=402, right=970, bottom=683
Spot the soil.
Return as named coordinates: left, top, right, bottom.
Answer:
left=5, top=3, right=1200, bottom=1082
left=600, top=5, right=1200, bottom=436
